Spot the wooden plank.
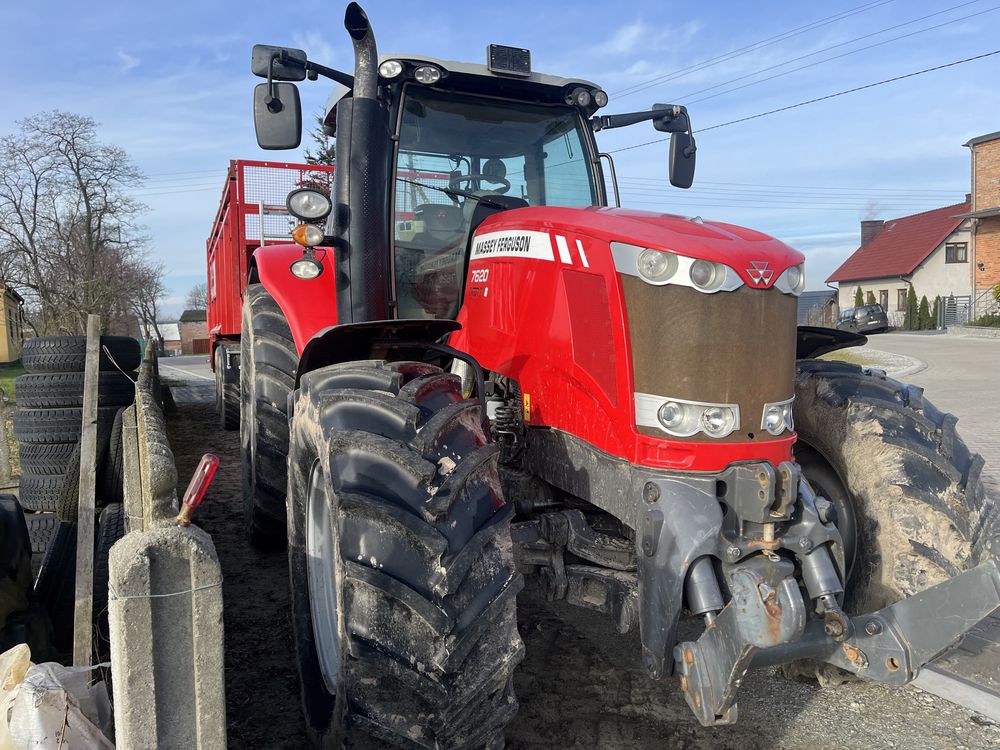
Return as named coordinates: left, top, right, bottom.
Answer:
left=73, top=314, right=101, bottom=666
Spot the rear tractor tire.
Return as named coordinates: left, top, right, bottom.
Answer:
left=240, top=284, right=297, bottom=549
left=794, top=360, right=998, bottom=649
left=287, top=360, right=524, bottom=749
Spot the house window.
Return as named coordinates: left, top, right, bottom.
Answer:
left=945, top=242, right=968, bottom=263
left=879, top=290, right=888, bottom=309
left=897, top=289, right=908, bottom=311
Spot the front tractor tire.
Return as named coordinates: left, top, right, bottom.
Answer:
left=794, top=360, right=998, bottom=618
left=286, top=360, right=524, bottom=749
left=241, top=284, right=297, bottom=549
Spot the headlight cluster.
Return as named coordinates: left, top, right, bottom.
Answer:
left=774, top=264, right=806, bottom=295
left=620, top=243, right=742, bottom=294
left=760, top=397, right=794, bottom=435
left=378, top=59, right=445, bottom=85
left=636, top=394, right=741, bottom=438
left=613, top=242, right=805, bottom=297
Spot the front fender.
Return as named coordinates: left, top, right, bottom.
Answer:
left=251, top=244, right=338, bottom=354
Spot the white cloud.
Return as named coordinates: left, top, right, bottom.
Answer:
left=117, top=50, right=140, bottom=72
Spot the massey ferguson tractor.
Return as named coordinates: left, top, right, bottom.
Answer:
left=239, top=4, right=1000, bottom=747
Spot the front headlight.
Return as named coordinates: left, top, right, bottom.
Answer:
left=761, top=397, right=794, bottom=435
left=286, top=188, right=332, bottom=221
left=637, top=394, right=740, bottom=438
left=774, top=263, right=805, bottom=296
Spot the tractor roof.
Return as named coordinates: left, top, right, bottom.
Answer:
left=324, top=54, right=599, bottom=124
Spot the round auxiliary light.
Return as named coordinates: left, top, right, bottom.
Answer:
left=413, top=65, right=442, bottom=84
left=593, top=90, right=608, bottom=108
left=292, top=223, right=325, bottom=248
left=701, top=406, right=736, bottom=437
left=378, top=59, right=404, bottom=79
left=287, top=188, right=332, bottom=221
left=763, top=405, right=784, bottom=434
left=658, top=401, right=685, bottom=430
left=690, top=259, right=722, bottom=290
left=290, top=257, right=323, bottom=279
left=574, top=89, right=592, bottom=107
left=637, top=249, right=678, bottom=283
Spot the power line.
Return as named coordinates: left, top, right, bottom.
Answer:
left=609, top=48, right=1000, bottom=153
left=682, top=3, right=998, bottom=106
left=612, top=1, right=895, bottom=98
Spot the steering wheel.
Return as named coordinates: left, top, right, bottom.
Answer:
left=450, top=173, right=511, bottom=194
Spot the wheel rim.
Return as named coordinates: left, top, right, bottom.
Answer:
left=799, top=457, right=859, bottom=584
left=306, top=460, right=341, bottom=694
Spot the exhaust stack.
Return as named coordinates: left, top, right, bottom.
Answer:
left=333, top=2, right=392, bottom=324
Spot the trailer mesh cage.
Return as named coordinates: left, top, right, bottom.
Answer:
left=241, top=163, right=334, bottom=242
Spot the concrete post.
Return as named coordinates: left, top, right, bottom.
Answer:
left=120, top=404, right=143, bottom=532
left=108, top=524, right=226, bottom=750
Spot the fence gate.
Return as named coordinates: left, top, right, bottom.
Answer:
left=939, top=295, right=971, bottom=328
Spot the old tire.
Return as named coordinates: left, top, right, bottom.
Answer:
left=241, top=284, right=296, bottom=549
left=215, top=345, right=240, bottom=431
left=34, top=521, right=76, bottom=653
left=794, top=360, right=998, bottom=615
left=13, top=406, right=118, bottom=444
left=287, top=360, right=524, bottom=749
left=0, top=496, right=32, bottom=630
left=14, top=371, right=136, bottom=409
left=18, top=473, right=65, bottom=513
left=93, top=503, right=125, bottom=660
left=19, top=443, right=77, bottom=475
left=22, top=335, right=141, bottom=373
left=98, top=408, right=126, bottom=506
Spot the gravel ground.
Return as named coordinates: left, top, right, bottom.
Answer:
left=166, top=380, right=1000, bottom=750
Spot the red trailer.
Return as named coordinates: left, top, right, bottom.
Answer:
left=205, top=159, right=335, bottom=428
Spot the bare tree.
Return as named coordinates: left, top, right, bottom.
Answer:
left=185, top=282, right=208, bottom=310
left=0, top=111, right=159, bottom=335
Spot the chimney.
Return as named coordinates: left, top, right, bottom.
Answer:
left=861, top=219, right=884, bottom=246
left=966, top=192, right=972, bottom=203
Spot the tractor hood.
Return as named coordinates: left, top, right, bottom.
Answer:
left=475, top=205, right=805, bottom=290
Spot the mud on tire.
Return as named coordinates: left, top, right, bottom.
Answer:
left=794, top=359, right=998, bottom=615
left=240, top=284, right=296, bottom=548
left=287, top=360, right=524, bottom=749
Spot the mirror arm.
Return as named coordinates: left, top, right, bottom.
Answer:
left=265, top=54, right=283, bottom=113
left=591, top=105, right=685, bottom=132
left=305, top=61, right=355, bottom=89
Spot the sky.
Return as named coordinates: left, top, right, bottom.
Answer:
left=3, top=0, right=999, bottom=317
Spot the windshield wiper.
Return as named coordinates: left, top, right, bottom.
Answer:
left=395, top=177, right=508, bottom=210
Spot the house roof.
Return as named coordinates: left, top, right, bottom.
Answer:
left=964, top=130, right=1000, bottom=148
left=179, top=308, right=207, bottom=323
left=826, top=201, right=969, bottom=284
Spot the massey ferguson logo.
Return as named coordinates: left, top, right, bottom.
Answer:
left=746, top=260, right=774, bottom=286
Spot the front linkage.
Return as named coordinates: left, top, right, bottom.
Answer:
left=515, top=460, right=1000, bottom=727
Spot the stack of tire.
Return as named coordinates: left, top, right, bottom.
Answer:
left=12, top=335, right=139, bottom=655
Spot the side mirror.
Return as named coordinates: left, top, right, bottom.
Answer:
left=669, top=132, right=696, bottom=189
left=253, top=82, right=302, bottom=150
left=251, top=44, right=307, bottom=81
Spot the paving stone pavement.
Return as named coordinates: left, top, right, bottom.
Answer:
left=859, top=332, right=1000, bottom=701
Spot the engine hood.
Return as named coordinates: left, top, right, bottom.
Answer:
left=475, top=205, right=805, bottom=290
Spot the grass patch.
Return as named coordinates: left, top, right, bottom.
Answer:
left=0, top=360, right=25, bottom=401
left=818, top=349, right=870, bottom=367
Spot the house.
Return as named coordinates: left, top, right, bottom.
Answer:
left=797, top=290, right=838, bottom=327
left=158, top=323, right=182, bottom=356
left=0, top=285, right=24, bottom=364
left=178, top=309, right=209, bottom=355
left=826, top=200, right=973, bottom=326
left=964, top=130, right=1000, bottom=309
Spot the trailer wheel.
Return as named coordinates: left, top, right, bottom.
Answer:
left=241, top=284, right=296, bottom=548
left=22, top=335, right=140, bottom=373
left=794, top=359, right=998, bottom=615
left=287, top=360, right=524, bottom=749
left=215, top=345, right=239, bottom=431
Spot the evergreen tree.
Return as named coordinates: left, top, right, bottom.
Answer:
left=854, top=286, right=864, bottom=306
left=865, top=291, right=876, bottom=305
left=904, top=286, right=918, bottom=330
left=932, top=295, right=941, bottom=329
left=303, top=112, right=335, bottom=166
left=918, top=295, right=931, bottom=330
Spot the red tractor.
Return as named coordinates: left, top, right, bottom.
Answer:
left=241, top=4, right=1000, bottom=747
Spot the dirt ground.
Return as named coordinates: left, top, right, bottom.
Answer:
left=166, top=382, right=1000, bottom=750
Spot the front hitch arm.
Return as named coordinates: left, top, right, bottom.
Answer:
left=677, top=559, right=1000, bottom=726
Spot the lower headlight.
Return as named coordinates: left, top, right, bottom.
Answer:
left=637, top=394, right=740, bottom=438
left=290, top=256, right=323, bottom=279
left=701, top=406, right=737, bottom=437
left=761, top=398, right=794, bottom=435
left=658, top=401, right=684, bottom=429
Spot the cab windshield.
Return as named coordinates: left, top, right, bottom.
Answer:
left=393, top=86, right=598, bottom=318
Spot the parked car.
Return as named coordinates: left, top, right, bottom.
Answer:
left=837, top=304, right=889, bottom=333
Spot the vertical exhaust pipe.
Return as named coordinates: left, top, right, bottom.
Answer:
left=333, top=2, right=391, bottom=324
